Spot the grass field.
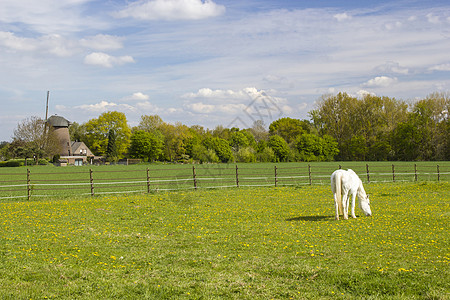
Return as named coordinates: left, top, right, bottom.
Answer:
left=1, top=161, right=449, bottom=199
left=0, top=181, right=448, bottom=299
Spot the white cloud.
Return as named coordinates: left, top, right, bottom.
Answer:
left=182, top=87, right=289, bottom=123
left=84, top=52, right=135, bottom=68
left=426, top=13, right=440, bottom=24
left=356, top=90, right=376, bottom=98
left=384, top=21, right=402, bottom=30
left=74, top=100, right=141, bottom=113
left=429, top=63, right=450, bottom=71
left=79, top=34, right=124, bottom=51
left=115, top=0, right=225, bottom=21
left=135, top=101, right=162, bottom=112
left=374, top=61, right=409, bottom=75
left=334, top=12, right=351, bottom=22
left=0, top=31, right=77, bottom=56
left=0, top=0, right=106, bottom=34
left=121, top=92, right=150, bottom=101
left=363, top=76, right=398, bottom=88
left=75, top=100, right=118, bottom=112
left=0, top=31, right=37, bottom=51
left=182, top=88, right=248, bottom=100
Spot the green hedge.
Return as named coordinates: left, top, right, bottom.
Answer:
left=0, top=159, right=49, bottom=167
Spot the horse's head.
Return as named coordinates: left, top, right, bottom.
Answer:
left=359, top=194, right=372, bottom=216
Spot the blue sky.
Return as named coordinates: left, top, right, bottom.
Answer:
left=1, top=0, right=449, bottom=141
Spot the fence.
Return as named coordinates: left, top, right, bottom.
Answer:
left=0, top=163, right=448, bottom=200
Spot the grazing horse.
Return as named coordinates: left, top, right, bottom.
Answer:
left=331, top=169, right=372, bottom=220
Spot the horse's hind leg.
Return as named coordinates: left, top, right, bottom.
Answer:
left=351, top=194, right=357, bottom=218
left=334, top=194, right=340, bottom=220
left=342, top=192, right=349, bottom=220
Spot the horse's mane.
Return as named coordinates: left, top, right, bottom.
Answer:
left=347, top=169, right=367, bottom=200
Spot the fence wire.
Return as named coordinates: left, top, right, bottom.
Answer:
left=0, top=163, right=448, bottom=200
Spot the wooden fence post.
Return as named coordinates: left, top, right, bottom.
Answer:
left=146, top=168, right=151, bottom=193
left=414, top=164, right=418, bottom=182
left=366, top=164, right=370, bottom=183
left=308, top=165, right=312, bottom=185
left=274, top=165, right=278, bottom=187
left=90, top=169, right=94, bottom=196
left=235, top=165, right=239, bottom=187
left=437, top=165, right=440, bottom=182
left=193, top=166, right=197, bottom=190
left=392, top=164, right=395, bottom=182
left=27, top=169, right=31, bottom=201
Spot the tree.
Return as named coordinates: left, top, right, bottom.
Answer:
left=212, top=137, right=234, bottom=163
left=388, top=93, right=449, bottom=161
left=12, top=116, right=60, bottom=161
left=158, top=122, right=192, bottom=162
left=409, top=93, right=449, bottom=160
left=249, top=120, right=268, bottom=143
left=203, top=137, right=234, bottom=163
left=137, top=115, right=164, bottom=133
left=321, top=135, right=340, bottom=161
left=0, top=141, right=11, bottom=161
left=269, top=117, right=309, bottom=144
left=295, top=133, right=339, bottom=161
left=106, top=129, right=118, bottom=162
left=190, top=144, right=219, bottom=163
left=310, top=93, right=357, bottom=160
left=84, top=111, right=131, bottom=157
left=230, top=131, right=249, bottom=152
left=235, top=147, right=256, bottom=163
left=391, top=121, right=421, bottom=161
left=348, top=135, right=368, bottom=161
left=310, top=93, right=410, bottom=160
left=255, top=146, right=276, bottom=162
left=69, top=121, right=87, bottom=143
left=295, top=134, right=323, bottom=162
left=268, top=135, right=290, bottom=162
left=129, top=130, right=163, bottom=162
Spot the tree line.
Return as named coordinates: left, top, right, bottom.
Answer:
left=1, top=92, right=448, bottom=163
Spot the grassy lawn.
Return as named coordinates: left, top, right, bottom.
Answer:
left=1, top=161, right=448, bottom=199
left=0, top=181, right=449, bottom=299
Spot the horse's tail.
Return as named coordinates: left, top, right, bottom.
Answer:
left=334, top=171, right=343, bottom=215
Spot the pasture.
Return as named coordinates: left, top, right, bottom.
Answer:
left=0, top=161, right=448, bottom=200
left=0, top=181, right=448, bottom=299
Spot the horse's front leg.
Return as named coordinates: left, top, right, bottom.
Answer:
left=351, top=193, right=357, bottom=218
left=342, top=192, right=349, bottom=220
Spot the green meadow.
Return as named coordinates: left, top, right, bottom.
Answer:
left=1, top=161, right=448, bottom=199
left=0, top=181, right=448, bottom=299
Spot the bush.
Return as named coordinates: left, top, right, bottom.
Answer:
left=0, top=160, right=24, bottom=167
left=38, top=159, right=49, bottom=165
left=256, top=147, right=276, bottom=162
left=235, top=147, right=256, bottom=163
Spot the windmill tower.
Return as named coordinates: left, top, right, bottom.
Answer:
left=46, top=115, right=72, bottom=156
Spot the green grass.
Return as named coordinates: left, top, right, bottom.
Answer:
left=0, top=181, right=448, bottom=299
left=1, top=161, right=449, bottom=199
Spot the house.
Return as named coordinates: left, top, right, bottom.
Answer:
left=71, top=141, right=94, bottom=157
left=58, top=141, right=98, bottom=166
left=47, top=115, right=100, bottom=166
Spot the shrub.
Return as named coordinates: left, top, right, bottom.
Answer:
left=3, top=160, right=24, bottom=167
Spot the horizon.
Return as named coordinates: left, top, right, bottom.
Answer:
left=1, top=0, right=449, bottom=141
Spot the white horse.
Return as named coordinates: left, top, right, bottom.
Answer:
left=331, top=169, right=372, bottom=220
